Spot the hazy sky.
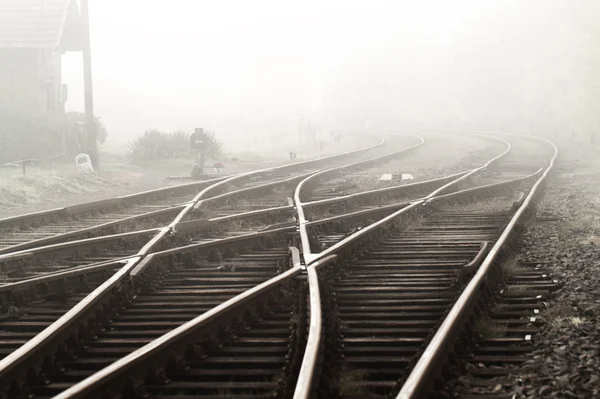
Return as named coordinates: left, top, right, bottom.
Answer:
left=62, top=0, right=475, bottom=148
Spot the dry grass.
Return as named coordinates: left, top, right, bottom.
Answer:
left=542, top=299, right=590, bottom=329
left=558, top=218, right=600, bottom=236
left=475, top=319, right=507, bottom=339
left=500, top=257, right=528, bottom=275
left=457, top=197, right=511, bottom=213
left=569, top=316, right=586, bottom=326
left=506, top=284, right=530, bottom=292
left=338, top=369, right=370, bottom=396
left=0, top=167, right=124, bottom=213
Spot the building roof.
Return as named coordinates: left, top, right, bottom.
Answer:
left=0, top=0, right=80, bottom=49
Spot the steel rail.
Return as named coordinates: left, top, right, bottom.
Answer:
left=0, top=258, right=131, bottom=297
left=305, top=202, right=408, bottom=227
left=295, top=135, right=511, bottom=262
left=0, top=135, right=381, bottom=391
left=30, top=133, right=543, bottom=399
left=396, top=136, right=558, bottom=399
left=295, top=135, right=424, bottom=263
left=1, top=139, right=380, bottom=303
left=0, top=177, right=228, bottom=253
left=292, top=199, right=423, bottom=398
left=0, top=134, right=378, bottom=254
left=52, top=256, right=304, bottom=399
left=130, top=225, right=295, bottom=277
left=301, top=166, right=541, bottom=233
left=291, top=135, right=555, bottom=398
left=0, top=205, right=186, bottom=255
left=298, top=133, right=511, bottom=211
left=0, top=255, right=141, bottom=378
left=425, top=167, right=543, bottom=206
left=304, top=163, right=542, bottom=265
left=0, top=224, right=294, bottom=387
left=0, top=203, right=294, bottom=296
left=293, top=255, right=337, bottom=399
left=424, top=136, right=511, bottom=198
left=301, top=169, right=469, bottom=210
left=0, top=228, right=158, bottom=266
left=188, top=135, right=386, bottom=212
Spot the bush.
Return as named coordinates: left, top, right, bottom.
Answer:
left=0, top=109, right=107, bottom=163
left=128, top=129, right=223, bottom=163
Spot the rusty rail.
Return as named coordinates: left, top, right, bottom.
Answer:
left=52, top=250, right=304, bottom=399
left=396, top=136, right=558, bottom=399
left=0, top=135, right=382, bottom=393
left=295, top=134, right=424, bottom=263
left=292, top=135, right=558, bottom=398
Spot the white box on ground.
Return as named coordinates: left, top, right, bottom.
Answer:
left=379, top=174, right=393, bottom=181
left=75, top=154, right=94, bottom=173
left=402, top=174, right=414, bottom=180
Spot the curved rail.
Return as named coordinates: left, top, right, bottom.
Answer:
left=293, top=254, right=337, bottom=399
left=292, top=133, right=557, bottom=399
left=424, top=136, right=510, bottom=198
left=0, top=177, right=226, bottom=254
left=0, top=133, right=380, bottom=256
left=0, top=134, right=382, bottom=393
left=53, top=260, right=304, bottom=399
left=294, top=134, right=425, bottom=263
left=396, top=136, right=558, bottom=399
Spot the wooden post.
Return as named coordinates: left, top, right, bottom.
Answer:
left=80, top=0, right=98, bottom=170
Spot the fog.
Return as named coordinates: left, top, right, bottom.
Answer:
left=61, top=0, right=600, bottom=151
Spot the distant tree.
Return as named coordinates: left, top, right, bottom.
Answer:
left=0, top=109, right=107, bottom=163
left=65, top=111, right=108, bottom=144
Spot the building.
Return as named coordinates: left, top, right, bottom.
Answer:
left=0, top=0, right=84, bottom=114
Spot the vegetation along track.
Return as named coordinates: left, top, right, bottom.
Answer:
left=295, top=133, right=558, bottom=399
left=184, top=134, right=420, bottom=222
left=0, top=178, right=225, bottom=254
left=0, top=134, right=381, bottom=255
left=0, top=135, right=384, bottom=293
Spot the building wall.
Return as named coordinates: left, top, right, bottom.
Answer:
left=0, top=48, right=64, bottom=114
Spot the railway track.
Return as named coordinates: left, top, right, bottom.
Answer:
left=13, top=231, right=293, bottom=398
left=24, top=132, right=520, bottom=398
left=0, top=136, right=387, bottom=288
left=0, top=131, right=558, bottom=399
left=295, top=134, right=513, bottom=262
left=0, top=134, right=388, bottom=397
left=295, top=133, right=558, bottom=399
left=185, top=134, right=422, bottom=222
left=0, top=136, right=382, bottom=256
left=305, top=134, right=507, bottom=202
left=0, top=178, right=225, bottom=254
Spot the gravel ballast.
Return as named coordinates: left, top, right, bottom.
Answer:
left=450, top=141, right=600, bottom=398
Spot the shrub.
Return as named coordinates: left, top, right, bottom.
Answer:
left=128, top=129, right=223, bottom=163
left=0, top=109, right=107, bottom=163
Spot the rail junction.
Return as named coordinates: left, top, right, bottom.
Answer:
left=0, top=130, right=558, bottom=399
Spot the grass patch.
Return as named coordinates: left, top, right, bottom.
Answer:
left=506, top=284, right=530, bottom=292
left=499, top=257, right=528, bottom=275
left=558, top=218, right=600, bottom=236
left=569, top=316, right=586, bottom=326
left=475, top=319, right=507, bottom=339
left=338, top=369, right=369, bottom=396
left=459, top=197, right=511, bottom=213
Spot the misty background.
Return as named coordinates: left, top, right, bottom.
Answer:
left=61, top=0, right=600, bottom=152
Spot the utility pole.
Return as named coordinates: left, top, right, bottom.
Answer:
left=81, top=0, right=98, bottom=170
